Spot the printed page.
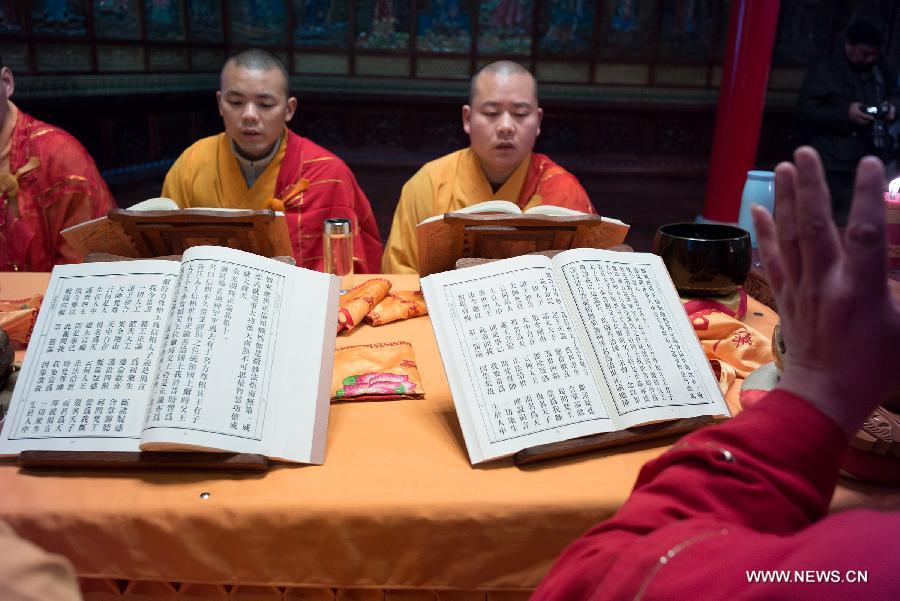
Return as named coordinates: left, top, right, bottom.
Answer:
left=0, top=261, right=180, bottom=454
left=128, top=197, right=180, bottom=211
left=523, top=205, right=586, bottom=217
left=139, top=245, right=338, bottom=463
left=553, top=248, right=728, bottom=428
left=421, top=255, right=616, bottom=464
left=417, top=200, right=521, bottom=225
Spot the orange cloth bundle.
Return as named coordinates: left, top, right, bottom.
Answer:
left=0, top=294, right=43, bottom=344
left=688, top=306, right=772, bottom=378
left=365, top=290, right=428, bottom=326
left=331, top=342, right=424, bottom=401
left=337, top=278, right=391, bottom=333
left=708, top=358, right=737, bottom=396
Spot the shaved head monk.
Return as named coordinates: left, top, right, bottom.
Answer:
left=382, top=61, right=594, bottom=273
left=162, top=49, right=382, bottom=272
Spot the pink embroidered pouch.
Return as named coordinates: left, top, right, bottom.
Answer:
left=330, top=341, right=425, bottom=401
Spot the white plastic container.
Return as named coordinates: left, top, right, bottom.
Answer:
left=737, top=170, right=775, bottom=247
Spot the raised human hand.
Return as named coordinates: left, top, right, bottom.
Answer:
left=752, top=147, right=900, bottom=436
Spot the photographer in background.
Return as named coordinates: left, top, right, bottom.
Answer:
left=797, top=18, right=899, bottom=225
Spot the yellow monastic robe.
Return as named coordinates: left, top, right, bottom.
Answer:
left=162, top=130, right=383, bottom=272
left=381, top=147, right=593, bottom=273
left=162, top=131, right=284, bottom=210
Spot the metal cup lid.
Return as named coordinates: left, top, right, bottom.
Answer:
left=323, top=218, right=352, bottom=235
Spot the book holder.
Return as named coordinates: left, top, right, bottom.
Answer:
left=418, top=213, right=627, bottom=277
left=107, top=209, right=292, bottom=258
left=512, top=416, right=715, bottom=466
left=18, top=451, right=269, bottom=471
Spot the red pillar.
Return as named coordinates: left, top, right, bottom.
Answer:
left=701, top=0, right=781, bottom=222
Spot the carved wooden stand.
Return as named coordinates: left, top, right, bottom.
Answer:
left=17, top=451, right=269, bottom=471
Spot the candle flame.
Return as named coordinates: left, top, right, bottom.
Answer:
left=889, top=177, right=900, bottom=195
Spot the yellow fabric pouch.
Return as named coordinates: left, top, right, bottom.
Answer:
left=0, top=294, right=43, bottom=344
left=331, top=342, right=425, bottom=401
left=708, top=358, right=737, bottom=395
left=365, top=291, right=428, bottom=326
left=688, top=307, right=772, bottom=378
left=337, top=278, right=391, bottom=333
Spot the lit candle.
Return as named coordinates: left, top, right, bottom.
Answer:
left=886, top=177, right=900, bottom=270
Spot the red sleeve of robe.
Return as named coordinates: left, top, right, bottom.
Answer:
left=533, top=390, right=900, bottom=600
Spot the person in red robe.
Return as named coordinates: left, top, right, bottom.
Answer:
left=0, top=57, right=115, bottom=272
left=533, top=147, right=900, bottom=600
left=162, top=49, right=383, bottom=273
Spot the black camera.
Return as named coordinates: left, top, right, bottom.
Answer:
left=866, top=101, right=892, bottom=150
left=865, top=102, right=890, bottom=118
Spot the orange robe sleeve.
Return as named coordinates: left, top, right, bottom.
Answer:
left=0, top=110, right=115, bottom=272
left=274, top=132, right=383, bottom=273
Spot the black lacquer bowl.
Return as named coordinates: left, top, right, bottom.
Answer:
left=652, top=223, right=752, bottom=296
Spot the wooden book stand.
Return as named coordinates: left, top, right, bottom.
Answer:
left=512, top=416, right=715, bottom=466
left=107, top=209, right=292, bottom=258
left=17, top=451, right=269, bottom=472
left=417, top=212, right=629, bottom=277
left=62, top=209, right=293, bottom=260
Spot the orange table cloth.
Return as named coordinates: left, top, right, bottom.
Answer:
left=0, top=272, right=779, bottom=600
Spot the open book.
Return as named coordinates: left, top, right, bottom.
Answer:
left=0, top=246, right=339, bottom=464
left=417, top=200, right=626, bottom=224
left=416, top=200, right=630, bottom=277
left=421, top=248, right=728, bottom=464
left=61, top=197, right=293, bottom=259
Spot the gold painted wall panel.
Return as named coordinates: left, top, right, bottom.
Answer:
left=594, top=63, right=649, bottom=85
left=0, top=43, right=29, bottom=71
left=97, top=46, right=144, bottom=72
left=653, top=66, right=708, bottom=86
left=149, top=49, right=188, bottom=71
left=416, top=58, right=469, bottom=79
left=355, top=56, right=410, bottom=77
left=536, top=62, right=590, bottom=83
left=35, top=44, right=91, bottom=72
left=192, top=49, right=226, bottom=72
left=768, top=68, right=804, bottom=91
left=295, top=53, right=350, bottom=75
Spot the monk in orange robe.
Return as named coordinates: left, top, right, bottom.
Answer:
left=382, top=60, right=594, bottom=273
left=0, top=58, right=115, bottom=272
left=162, top=49, right=382, bottom=273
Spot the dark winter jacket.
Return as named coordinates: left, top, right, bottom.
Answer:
left=797, top=47, right=900, bottom=171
